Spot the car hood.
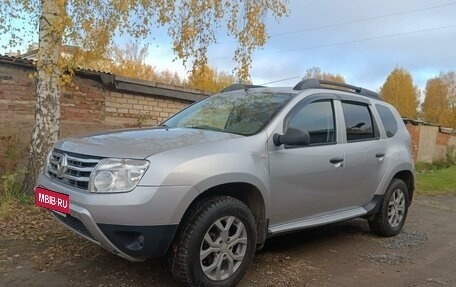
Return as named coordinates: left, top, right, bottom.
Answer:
left=54, top=127, right=243, bottom=159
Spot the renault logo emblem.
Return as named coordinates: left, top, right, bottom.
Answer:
left=56, top=154, right=68, bottom=178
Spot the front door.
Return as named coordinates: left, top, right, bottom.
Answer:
left=268, top=98, right=346, bottom=226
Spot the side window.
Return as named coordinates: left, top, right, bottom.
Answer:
left=376, top=104, right=398, bottom=138
left=287, top=100, right=336, bottom=145
left=342, top=102, right=375, bottom=141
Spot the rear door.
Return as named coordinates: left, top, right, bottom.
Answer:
left=338, top=100, right=389, bottom=208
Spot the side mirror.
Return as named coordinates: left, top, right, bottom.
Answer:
left=273, top=128, right=310, bottom=147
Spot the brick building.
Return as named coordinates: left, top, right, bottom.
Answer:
left=404, top=119, right=456, bottom=163
left=0, top=55, right=209, bottom=139
left=0, top=55, right=210, bottom=173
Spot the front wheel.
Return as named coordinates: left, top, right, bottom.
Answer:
left=368, top=178, right=410, bottom=237
left=170, top=196, right=257, bottom=287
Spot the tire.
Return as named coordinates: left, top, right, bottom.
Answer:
left=368, top=178, right=410, bottom=237
left=170, top=196, right=257, bottom=287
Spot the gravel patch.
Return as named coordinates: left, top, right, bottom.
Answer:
left=362, top=230, right=427, bottom=265
left=362, top=253, right=411, bottom=265
left=382, top=230, right=428, bottom=249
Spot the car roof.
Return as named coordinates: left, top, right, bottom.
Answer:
left=220, top=79, right=382, bottom=102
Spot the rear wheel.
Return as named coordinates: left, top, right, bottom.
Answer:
left=170, top=196, right=257, bottom=286
left=368, top=178, right=409, bottom=237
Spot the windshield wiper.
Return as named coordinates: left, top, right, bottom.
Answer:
left=186, top=125, right=223, bottom=132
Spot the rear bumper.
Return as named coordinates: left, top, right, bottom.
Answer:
left=36, top=172, right=198, bottom=261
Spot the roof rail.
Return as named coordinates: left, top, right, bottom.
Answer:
left=293, top=79, right=380, bottom=100
left=220, top=83, right=265, bottom=93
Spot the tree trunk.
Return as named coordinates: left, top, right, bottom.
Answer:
left=22, top=0, right=63, bottom=194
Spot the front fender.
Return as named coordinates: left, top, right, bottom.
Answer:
left=193, top=172, right=269, bottom=201
left=165, top=153, right=271, bottom=213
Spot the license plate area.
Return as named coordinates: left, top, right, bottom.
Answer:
left=35, top=187, right=70, bottom=214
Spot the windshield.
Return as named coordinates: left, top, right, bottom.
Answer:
left=163, top=92, right=293, bottom=135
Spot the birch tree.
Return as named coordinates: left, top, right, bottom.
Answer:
left=0, top=0, right=288, bottom=193
left=422, top=72, right=456, bottom=128
left=422, top=77, right=450, bottom=125
left=441, top=72, right=456, bottom=128
left=187, top=64, right=236, bottom=92
left=380, top=67, right=419, bottom=119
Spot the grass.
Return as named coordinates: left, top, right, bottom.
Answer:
left=0, top=170, right=32, bottom=219
left=416, top=165, right=456, bottom=195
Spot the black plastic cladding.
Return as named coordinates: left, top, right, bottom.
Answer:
left=293, top=79, right=381, bottom=100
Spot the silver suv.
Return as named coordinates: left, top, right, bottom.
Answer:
left=35, top=79, right=414, bottom=286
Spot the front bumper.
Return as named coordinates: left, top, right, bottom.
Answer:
left=36, top=172, right=199, bottom=261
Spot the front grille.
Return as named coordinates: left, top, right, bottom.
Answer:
left=47, top=149, right=101, bottom=190
left=53, top=212, right=97, bottom=241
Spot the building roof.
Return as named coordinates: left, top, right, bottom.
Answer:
left=403, top=117, right=455, bottom=134
left=0, top=54, right=210, bottom=102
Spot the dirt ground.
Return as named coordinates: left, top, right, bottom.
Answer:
left=1, top=195, right=455, bottom=287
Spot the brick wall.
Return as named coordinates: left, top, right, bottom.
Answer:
left=0, top=63, right=35, bottom=118
left=405, top=121, right=456, bottom=163
left=0, top=61, right=201, bottom=133
left=60, top=77, right=105, bottom=123
left=104, top=92, right=187, bottom=126
left=0, top=59, right=206, bottom=173
left=436, top=131, right=450, bottom=146
left=405, top=123, right=420, bottom=161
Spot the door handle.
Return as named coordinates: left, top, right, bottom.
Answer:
left=375, top=153, right=385, bottom=158
left=329, top=157, right=344, bottom=164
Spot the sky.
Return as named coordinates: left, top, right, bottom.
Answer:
left=144, top=0, right=456, bottom=97
left=2, top=0, right=456, bottom=99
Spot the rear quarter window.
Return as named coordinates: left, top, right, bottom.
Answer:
left=376, top=104, right=398, bottom=138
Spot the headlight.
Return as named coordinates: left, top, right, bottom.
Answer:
left=89, top=158, right=149, bottom=193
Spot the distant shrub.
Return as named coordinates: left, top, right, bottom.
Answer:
left=415, top=145, right=456, bottom=172
left=0, top=133, right=27, bottom=176
left=0, top=133, right=30, bottom=218
left=0, top=169, right=30, bottom=218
